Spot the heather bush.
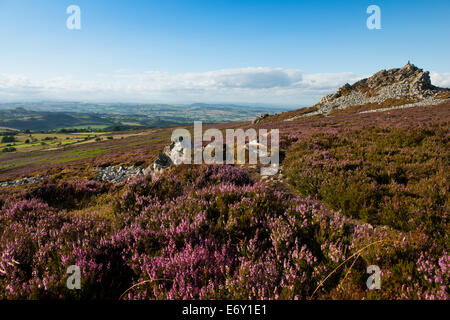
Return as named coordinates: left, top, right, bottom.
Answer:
left=0, top=166, right=357, bottom=299
left=284, top=126, right=449, bottom=240
left=109, top=165, right=362, bottom=299
left=28, top=180, right=110, bottom=210
left=0, top=197, right=132, bottom=299
left=283, top=126, right=449, bottom=299
left=112, top=201, right=332, bottom=299
left=345, top=223, right=449, bottom=300
left=1, top=164, right=448, bottom=299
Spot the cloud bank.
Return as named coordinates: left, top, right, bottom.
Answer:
left=430, top=72, right=450, bottom=88
left=1, top=68, right=448, bottom=105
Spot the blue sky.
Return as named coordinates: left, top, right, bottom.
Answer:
left=0, top=0, right=449, bottom=105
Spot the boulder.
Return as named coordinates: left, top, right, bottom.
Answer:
left=252, top=113, right=270, bottom=124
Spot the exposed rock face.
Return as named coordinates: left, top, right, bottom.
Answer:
left=287, top=63, right=449, bottom=120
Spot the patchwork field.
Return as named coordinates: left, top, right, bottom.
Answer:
left=0, top=131, right=114, bottom=152
left=0, top=103, right=290, bottom=132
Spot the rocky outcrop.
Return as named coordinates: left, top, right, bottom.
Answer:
left=0, top=176, right=44, bottom=188
left=286, top=63, right=449, bottom=120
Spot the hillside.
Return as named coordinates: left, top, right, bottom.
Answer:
left=0, top=66, right=449, bottom=300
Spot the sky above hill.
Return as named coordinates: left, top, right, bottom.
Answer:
left=0, top=0, right=449, bottom=105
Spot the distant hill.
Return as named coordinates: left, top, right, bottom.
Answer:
left=0, top=108, right=114, bottom=131
left=0, top=103, right=290, bottom=132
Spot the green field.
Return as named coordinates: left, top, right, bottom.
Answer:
left=0, top=132, right=113, bottom=153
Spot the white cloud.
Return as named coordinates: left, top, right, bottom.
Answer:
left=431, top=72, right=450, bottom=88
left=301, top=73, right=363, bottom=90
left=0, top=68, right=364, bottom=105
